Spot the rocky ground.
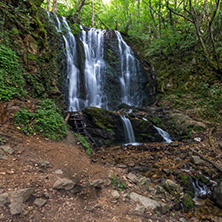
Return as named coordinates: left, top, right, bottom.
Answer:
left=1, top=105, right=222, bottom=222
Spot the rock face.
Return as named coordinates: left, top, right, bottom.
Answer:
left=83, top=107, right=168, bottom=146
left=211, top=182, right=222, bottom=208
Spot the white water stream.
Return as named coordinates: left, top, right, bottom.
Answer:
left=120, top=115, right=136, bottom=144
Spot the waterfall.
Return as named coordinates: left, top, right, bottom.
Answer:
left=62, top=17, right=81, bottom=111
left=80, top=27, right=107, bottom=109
left=115, top=31, right=142, bottom=107
left=50, top=13, right=81, bottom=111
left=154, top=126, right=172, bottom=143
left=120, top=115, right=136, bottom=144
left=47, top=13, right=148, bottom=111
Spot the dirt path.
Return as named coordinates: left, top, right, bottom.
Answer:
left=1, top=106, right=222, bottom=222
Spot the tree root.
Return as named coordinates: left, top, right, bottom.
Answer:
left=191, top=148, right=222, bottom=173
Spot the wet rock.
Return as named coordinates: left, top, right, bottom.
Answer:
left=111, top=190, right=120, bottom=199
left=193, top=137, right=201, bottom=143
left=191, top=156, right=202, bottom=165
left=126, top=172, right=138, bottom=183
left=0, top=150, right=8, bottom=160
left=211, top=182, right=222, bottom=208
left=170, top=142, right=179, bottom=147
left=34, top=198, right=47, bottom=207
left=163, top=169, right=171, bottom=176
left=129, top=192, right=168, bottom=212
left=181, top=193, right=195, bottom=212
left=0, top=145, right=14, bottom=155
left=53, top=178, right=76, bottom=191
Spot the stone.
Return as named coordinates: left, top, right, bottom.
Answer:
left=163, top=169, right=171, bottom=176
left=163, top=179, right=183, bottom=195
left=135, top=204, right=146, bottom=213
left=54, top=169, right=63, bottom=174
left=179, top=218, right=188, bottom=222
left=89, top=179, right=104, bottom=188
left=170, top=142, right=179, bottom=147
left=137, top=175, right=151, bottom=185
left=0, top=193, right=9, bottom=206
left=129, top=192, right=166, bottom=210
left=37, top=161, right=51, bottom=168
left=193, top=137, right=201, bottom=143
left=0, top=150, right=8, bottom=160
left=53, top=178, right=76, bottom=191
left=34, top=198, right=47, bottom=207
left=218, top=142, right=222, bottom=149
left=111, top=190, right=120, bottom=199
left=181, top=193, right=195, bottom=212
left=191, top=156, right=202, bottom=165
left=126, top=172, right=138, bottom=183
left=8, top=188, right=34, bottom=215
left=0, top=145, right=14, bottom=155
left=211, top=181, right=222, bottom=208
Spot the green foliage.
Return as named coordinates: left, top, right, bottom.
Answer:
left=12, top=99, right=67, bottom=140
left=0, top=137, right=6, bottom=145
left=74, top=133, right=92, bottom=155
left=111, top=175, right=126, bottom=191
left=0, top=44, right=26, bottom=101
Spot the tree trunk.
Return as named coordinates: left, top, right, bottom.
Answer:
left=74, top=0, right=86, bottom=23
left=52, top=0, right=57, bottom=13
left=47, top=0, right=50, bottom=11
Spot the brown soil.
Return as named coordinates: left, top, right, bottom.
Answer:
left=0, top=100, right=222, bottom=222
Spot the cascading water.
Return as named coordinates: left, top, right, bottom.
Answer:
left=62, top=17, right=81, bottom=111
left=50, top=13, right=81, bottom=111
left=115, top=31, right=143, bottom=106
left=120, top=115, right=136, bottom=144
left=154, top=126, right=172, bottom=143
left=80, top=27, right=107, bottom=109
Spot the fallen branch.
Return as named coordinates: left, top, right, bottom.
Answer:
left=191, top=148, right=222, bottom=173
left=127, top=212, right=165, bottom=221
left=209, top=127, right=216, bottom=152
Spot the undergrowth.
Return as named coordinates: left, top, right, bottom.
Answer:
left=0, top=44, right=26, bottom=101
left=12, top=99, right=67, bottom=140
left=74, top=133, right=92, bottom=155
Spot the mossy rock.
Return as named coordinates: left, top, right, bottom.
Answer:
left=182, top=193, right=195, bottom=212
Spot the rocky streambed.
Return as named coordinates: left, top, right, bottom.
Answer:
left=90, top=139, right=222, bottom=221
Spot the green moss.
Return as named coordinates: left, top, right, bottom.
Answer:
left=182, top=194, right=195, bottom=212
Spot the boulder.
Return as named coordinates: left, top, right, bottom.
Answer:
left=53, top=178, right=76, bottom=191
left=129, top=192, right=168, bottom=213
left=0, top=188, right=34, bottom=215
left=211, top=182, right=222, bottom=208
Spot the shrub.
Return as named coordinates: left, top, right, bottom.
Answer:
left=12, top=99, right=67, bottom=140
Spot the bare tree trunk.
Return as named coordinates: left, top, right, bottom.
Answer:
left=52, top=0, right=57, bottom=13
left=74, top=0, right=86, bottom=23
left=92, top=0, right=95, bottom=27
left=148, top=0, right=160, bottom=38
left=47, top=0, right=50, bottom=11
